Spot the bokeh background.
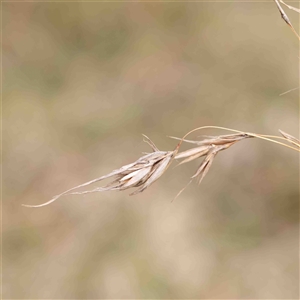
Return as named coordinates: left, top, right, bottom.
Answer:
left=3, top=1, right=299, bottom=299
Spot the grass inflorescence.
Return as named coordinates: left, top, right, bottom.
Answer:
left=22, top=2, right=300, bottom=208
left=22, top=126, right=300, bottom=208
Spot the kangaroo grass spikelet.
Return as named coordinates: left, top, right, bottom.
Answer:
left=170, top=131, right=254, bottom=198
left=23, top=135, right=179, bottom=208
left=22, top=126, right=300, bottom=208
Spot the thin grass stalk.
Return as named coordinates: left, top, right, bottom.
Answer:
left=22, top=126, right=299, bottom=208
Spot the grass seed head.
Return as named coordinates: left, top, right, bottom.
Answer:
left=23, top=135, right=177, bottom=208
left=22, top=127, right=300, bottom=207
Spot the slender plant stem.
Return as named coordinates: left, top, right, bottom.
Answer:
left=176, top=126, right=300, bottom=152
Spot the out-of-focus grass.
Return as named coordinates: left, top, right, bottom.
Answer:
left=3, top=2, right=299, bottom=299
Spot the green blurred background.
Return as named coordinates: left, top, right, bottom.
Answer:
left=3, top=1, right=299, bottom=299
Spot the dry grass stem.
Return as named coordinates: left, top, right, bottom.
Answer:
left=22, top=126, right=299, bottom=208
left=279, top=86, right=299, bottom=96
left=279, top=130, right=300, bottom=148
left=278, top=0, right=300, bottom=13
left=274, top=0, right=300, bottom=40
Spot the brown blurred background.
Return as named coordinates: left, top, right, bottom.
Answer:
left=2, top=1, right=299, bottom=299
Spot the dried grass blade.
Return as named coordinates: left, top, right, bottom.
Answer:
left=279, top=130, right=300, bottom=148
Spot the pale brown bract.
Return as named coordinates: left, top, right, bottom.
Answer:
left=171, top=133, right=253, bottom=197
left=172, top=134, right=251, bottom=174
left=70, top=150, right=175, bottom=196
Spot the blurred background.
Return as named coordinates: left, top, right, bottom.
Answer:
left=2, top=1, right=299, bottom=299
